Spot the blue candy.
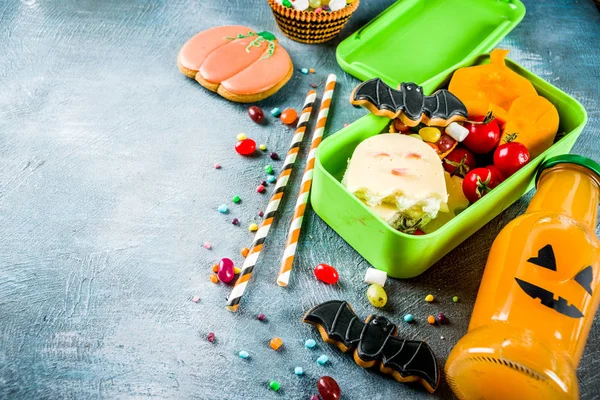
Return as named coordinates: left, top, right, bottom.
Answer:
left=267, top=175, right=276, bottom=183
left=218, top=204, right=229, bottom=214
left=317, top=355, right=328, bottom=365
left=294, top=367, right=304, bottom=376
left=305, top=339, right=317, bottom=349
left=238, top=350, right=249, bottom=359
left=403, top=314, right=414, bottom=323
left=301, top=68, right=309, bottom=74
left=271, top=107, right=281, bottom=117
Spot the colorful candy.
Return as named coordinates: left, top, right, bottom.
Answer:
left=210, top=274, right=219, bottom=283
left=367, top=284, right=387, bottom=308
left=437, top=134, right=456, bottom=153
left=425, top=294, right=434, bottom=302
left=317, top=355, right=329, bottom=365
left=403, top=314, right=414, bottom=323
left=232, top=195, right=241, bottom=204
left=419, top=127, right=442, bottom=143
left=234, top=267, right=241, bottom=274
left=328, top=0, right=346, bottom=11
left=305, top=339, right=317, bottom=349
left=249, top=223, right=258, bottom=232
left=259, top=144, right=267, bottom=151
left=280, top=108, right=298, bottom=125
left=236, top=132, right=247, bottom=141
left=214, top=162, right=221, bottom=169
left=256, top=184, right=266, bottom=193
left=207, top=332, right=215, bottom=342
left=217, top=257, right=235, bottom=283
left=282, top=0, right=292, bottom=7
left=437, top=312, right=449, bottom=325
left=269, top=152, right=279, bottom=160
left=301, top=68, right=309, bottom=74
left=232, top=218, right=239, bottom=225
left=364, top=268, right=387, bottom=287
left=267, top=175, right=276, bottom=183
left=218, top=204, right=228, bottom=214
left=248, top=106, right=264, bottom=123
left=270, top=337, right=283, bottom=350
left=257, top=313, right=266, bottom=321
left=238, top=350, right=249, bottom=359
left=271, top=107, right=281, bottom=117
left=235, top=138, right=256, bottom=156
left=308, top=0, right=321, bottom=7
left=309, top=68, right=315, bottom=74
left=313, top=263, right=339, bottom=284
left=445, top=122, right=469, bottom=142
left=265, top=165, right=274, bottom=174
left=211, top=264, right=218, bottom=273
left=241, top=247, right=249, bottom=257
left=192, top=295, right=200, bottom=303
left=203, top=242, right=211, bottom=249
left=269, top=380, right=281, bottom=391
left=317, top=376, right=341, bottom=400
left=427, top=315, right=436, bottom=324
left=292, top=0, right=309, bottom=10
left=453, top=296, right=459, bottom=303
left=295, top=367, right=304, bottom=376
left=258, top=210, right=264, bottom=217
left=261, top=180, right=268, bottom=186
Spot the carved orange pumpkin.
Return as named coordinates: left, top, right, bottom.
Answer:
left=178, top=26, right=294, bottom=103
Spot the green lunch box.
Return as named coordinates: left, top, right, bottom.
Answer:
left=311, top=0, right=588, bottom=278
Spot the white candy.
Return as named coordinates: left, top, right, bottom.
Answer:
left=445, top=122, right=470, bottom=142
left=364, top=268, right=387, bottom=287
left=292, top=0, right=310, bottom=11
left=328, top=0, right=346, bottom=11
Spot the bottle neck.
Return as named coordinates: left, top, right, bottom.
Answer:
left=527, top=164, right=600, bottom=229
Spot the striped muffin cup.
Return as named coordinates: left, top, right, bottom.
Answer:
left=267, top=0, right=360, bottom=44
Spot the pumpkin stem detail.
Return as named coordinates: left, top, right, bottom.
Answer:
left=225, top=31, right=277, bottom=60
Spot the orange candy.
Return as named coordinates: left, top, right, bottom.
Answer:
left=241, top=247, right=250, bottom=257
left=210, top=274, right=219, bottom=283
left=427, top=315, right=436, bottom=325
left=269, top=337, right=283, bottom=351
left=280, top=108, right=297, bottom=125
left=212, top=264, right=219, bottom=273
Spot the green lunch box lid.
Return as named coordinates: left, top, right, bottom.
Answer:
left=336, top=0, right=526, bottom=87
left=536, top=155, right=600, bottom=185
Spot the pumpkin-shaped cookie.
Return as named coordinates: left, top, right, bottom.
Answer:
left=178, top=26, right=293, bottom=103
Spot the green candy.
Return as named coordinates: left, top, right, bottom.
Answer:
left=282, top=0, right=292, bottom=7
left=258, top=31, right=276, bottom=41
left=232, top=195, right=241, bottom=204
left=265, top=165, right=273, bottom=174
left=269, top=380, right=281, bottom=391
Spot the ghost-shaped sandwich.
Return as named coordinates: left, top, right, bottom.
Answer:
left=343, top=134, right=448, bottom=231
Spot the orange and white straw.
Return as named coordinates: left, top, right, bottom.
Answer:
left=277, top=74, right=337, bottom=287
left=226, top=90, right=317, bottom=312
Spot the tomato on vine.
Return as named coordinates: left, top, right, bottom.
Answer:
left=443, top=148, right=476, bottom=177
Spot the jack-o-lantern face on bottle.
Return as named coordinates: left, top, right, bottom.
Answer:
left=515, top=244, right=594, bottom=318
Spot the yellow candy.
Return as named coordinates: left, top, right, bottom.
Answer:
left=237, top=133, right=247, bottom=141
left=249, top=223, right=258, bottom=232
left=418, top=127, right=442, bottom=143
left=234, top=267, right=241, bottom=274
left=425, top=294, right=434, bottom=302
left=367, top=284, right=387, bottom=308
left=408, top=133, right=423, bottom=141
left=346, top=0, right=355, bottom=3
left=308, top=0, right=321, bottom=7
left=259, top=144, right=267, bottom=151
left=321, top=0, right=330, bottom=5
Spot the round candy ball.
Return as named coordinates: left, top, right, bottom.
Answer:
left=366, top=284, right=387, bottom=308
left=235, top=138, right=256, bottom=156
left=280, top=108, right=298, bottom=125
left=317, top=376, right=341, bottom=400
left=313, top=263, right=339, bottom=284
left=248, top=106, right=264, bottom=123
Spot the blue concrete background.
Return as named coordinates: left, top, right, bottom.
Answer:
left=0, top=0, right=599, bottom=398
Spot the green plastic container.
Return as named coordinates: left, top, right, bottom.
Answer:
left=311, top=0, right=588, bottom=278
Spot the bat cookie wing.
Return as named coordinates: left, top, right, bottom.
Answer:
left=379, top=337, right=440, bottom=393
left=303, top=300, right=365, bottom=352
left=350, top=78, right=468, bottom=127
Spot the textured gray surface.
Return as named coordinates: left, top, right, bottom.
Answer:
left=0, top=0, right=599, bottom=399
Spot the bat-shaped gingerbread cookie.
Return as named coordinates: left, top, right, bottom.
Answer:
left=351, top=78, right=468, bottom=127
left=303, top=300, right=440, bottom=393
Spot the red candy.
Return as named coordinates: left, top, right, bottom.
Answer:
left=248, top=106, right=264, bottom=123
left=317, top=376, right=341, bottom=400
left=314, top=264, right=339, bottom=284
left=235, top=139, right=256, bottom=156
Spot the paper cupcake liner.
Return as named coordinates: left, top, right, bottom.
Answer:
left=267, top=0, right=360, bottom=44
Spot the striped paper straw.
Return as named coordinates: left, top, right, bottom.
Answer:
left=226, top=90, right=317, bottom=312
left=277, top=74, right=337, bottom=287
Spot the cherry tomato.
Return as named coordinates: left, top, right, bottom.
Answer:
left=485, top=165, right=505, bottom=183
left=493, top=142, right=530, bottom=177
left=462, top=167, right=502, bottom=203
left=437, top=134, right=456, bottom=153
left=443, top=148, right=476, bottom=177
left=462, top=115, right=501, bottom=154
left=413, top=229, right=425, bottom=236
left=393, top=118, right=411, bottom=133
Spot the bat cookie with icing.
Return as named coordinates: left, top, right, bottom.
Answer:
left=351, top=78, right=468, bottom=127
left=303, top=300, right=440, bottom=393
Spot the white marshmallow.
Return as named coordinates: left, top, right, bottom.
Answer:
left=328, top=0, right=346, bottom=11
left=445, top=122, right=470, bottom=142
left=292, top=0, right=310, bottom=10
left=364, top=268, right=387, bottom=287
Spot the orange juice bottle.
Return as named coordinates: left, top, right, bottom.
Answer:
left=446, top=155, right=600, bottom=400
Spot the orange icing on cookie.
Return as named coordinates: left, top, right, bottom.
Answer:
left=200, top=37, right=266, bottom=84
left=178, top=25, right=251, bottom=71
left=222, top=44, right=292, bottom=94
